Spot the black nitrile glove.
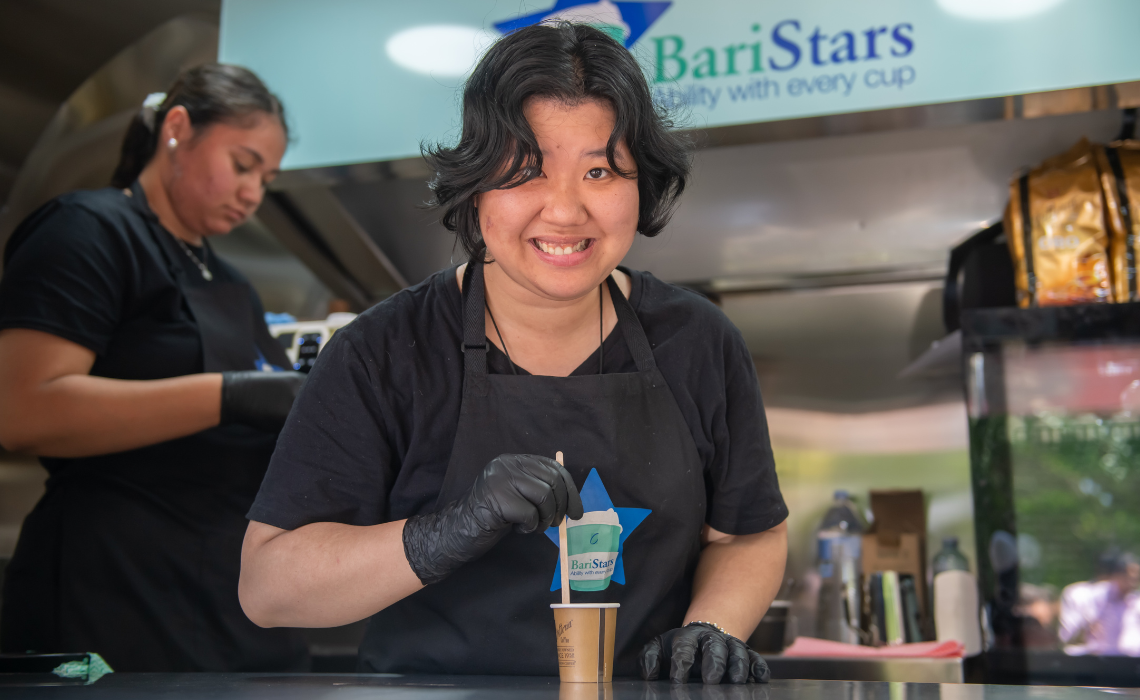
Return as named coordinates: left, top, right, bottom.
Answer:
left=220, top=370, right=306, bottom=432
left=640, top=623, right=771, bottom=685
left=402, top=454, right=584, bottom=586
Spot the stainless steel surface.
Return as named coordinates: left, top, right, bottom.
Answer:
left=0, top=15, right=219, bottom=248
left=333, top=177, right=466, bottom=288
left=622, top=110, right=1121, bottom=287
left=723, top=282, right=953, bottom=412
left=283, top=187, right=408, bottom=297
left=0, top=674, right=1120, bottom=699
left=254, top=194, right=374, bottom=312
left=767, top=657, right=963, bottom=684
left=0, top=0, right=220, bottom=206
left=690, top=97, right=1004, bottom=151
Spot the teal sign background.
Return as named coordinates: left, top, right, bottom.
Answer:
left=220, top=0, right=1140, bottom=170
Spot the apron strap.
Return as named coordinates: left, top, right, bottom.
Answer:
left=130, top=181, right=184, bottom=283
left=461, top=262, right=490, bottom=396
left=460, top=263, right=658, bottom=384
left=606, top=274, right=657, bottom=373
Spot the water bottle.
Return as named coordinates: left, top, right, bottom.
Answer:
left=933, top=537, right=970, bottom=576
left=815, top=490, right=864, bottom=644
left=933, top=536, right=982, bottom=655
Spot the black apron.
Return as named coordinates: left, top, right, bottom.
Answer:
left=0, top=184, right=305, bottom=671
left=359, top=261, right=706, bottom=677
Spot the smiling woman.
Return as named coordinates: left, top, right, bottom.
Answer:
left=425, top=22, right=689, bottom=266
left=239, top=24, right=788, bottom=685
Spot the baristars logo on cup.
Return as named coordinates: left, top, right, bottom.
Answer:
left=566, top=509, right=623, bottom=591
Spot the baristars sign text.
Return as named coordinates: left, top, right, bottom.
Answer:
left=649, top=18, right=916, bottom=111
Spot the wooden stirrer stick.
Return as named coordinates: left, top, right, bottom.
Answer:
left=556, top=451, right=570, bottom=605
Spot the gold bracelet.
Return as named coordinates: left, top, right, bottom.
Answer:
left=685, top=620, right=727, bottom=635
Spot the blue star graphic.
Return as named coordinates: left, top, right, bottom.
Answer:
left=544, top=468, right=651, bottom=591
left=493, top=0, right=672, bottom=49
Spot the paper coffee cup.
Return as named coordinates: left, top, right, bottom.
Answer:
left=559, top=681, right=613, bottom=699
left=551, top=603, right=619, bottom=683
left=566, top=509, right=623, bottom=591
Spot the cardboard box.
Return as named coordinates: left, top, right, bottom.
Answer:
left=862, top=533, right=925, bottom=616
left=862, top=490, right=928, bottom=621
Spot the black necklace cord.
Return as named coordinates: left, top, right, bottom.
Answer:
left=598, top=281, right=604, bottom=376
left=485, top=280, right=607, bottom=377
left=485, top=300, right=519, bottom=376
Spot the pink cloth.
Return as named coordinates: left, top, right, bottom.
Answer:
left=781, top=637, right=965, bottom=658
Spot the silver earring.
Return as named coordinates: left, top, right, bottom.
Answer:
left=168, top=137, right=177, bottom=149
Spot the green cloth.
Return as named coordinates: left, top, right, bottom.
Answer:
left=52, top=653, right=113, bottom=684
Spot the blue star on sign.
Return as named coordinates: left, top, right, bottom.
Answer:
left=545, top=468, right=651, bottom=590
left=493, top=1, right=672, bottom=49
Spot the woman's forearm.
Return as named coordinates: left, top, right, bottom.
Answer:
left=0, top=328, right=224, bottom=457
left=239, top=519, right=424, bottom=628
left=0, top=372, right=223, bottom=457
left=684, top=521, right=788, bottom=640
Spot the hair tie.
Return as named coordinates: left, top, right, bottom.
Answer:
left=140, top=92, right=167, bottom=131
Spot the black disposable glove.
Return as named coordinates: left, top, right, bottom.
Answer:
left=220, top=370, right=306, bottom=432
left=402, top=454, right=584, bottom=586
left=640, top=623, right=771, bottom=685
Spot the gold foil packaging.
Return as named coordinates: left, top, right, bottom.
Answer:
left=1005, top=139, right=1114, bottom=308
left=1098, top=140, right=1140, bottom=303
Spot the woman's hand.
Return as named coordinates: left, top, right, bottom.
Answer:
left=402, top=454, right=584, bottom=585
left=221, top=370, right=306, bottom=432
left=639, top=622, right=770, bottom=684
left=640, top=521, right=787, bottom=684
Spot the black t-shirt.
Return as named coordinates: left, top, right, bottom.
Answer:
left=1, top=185, right=267, bottom=379
left=251, top=266, right=787, bottom=536
left=0, top=184, right=281, bottom=483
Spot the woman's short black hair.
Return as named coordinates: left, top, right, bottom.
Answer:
left=111, top=63, right=288, bottom=188
left=424, top=22, right=692, bottom=262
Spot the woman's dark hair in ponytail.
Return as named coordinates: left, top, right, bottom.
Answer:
left=111, top=63, right=288, bottom=188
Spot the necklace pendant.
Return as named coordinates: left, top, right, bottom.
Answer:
left=202, top=269, right=213, bottom=281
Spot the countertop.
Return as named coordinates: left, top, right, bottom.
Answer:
left=0, top=674, right=1130, bottom=699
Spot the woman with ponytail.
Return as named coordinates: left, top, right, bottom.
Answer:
left=0, top=64, right=308, bottom=672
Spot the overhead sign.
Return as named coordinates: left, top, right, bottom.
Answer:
left=219, top=0, right=1140, bottom=170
